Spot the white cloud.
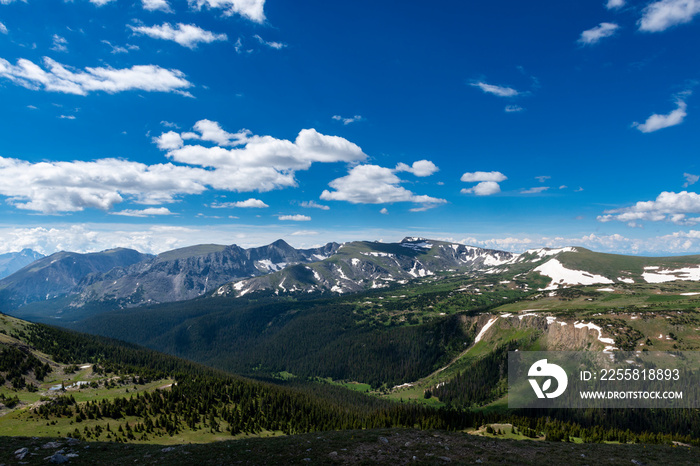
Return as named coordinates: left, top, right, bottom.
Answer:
left=90, top=0, right=116, bottom=5
left=0, top=56, right=192, bottom=96
left=460, top=171, right=507, bottom=196
left=683, top=173, right=699, bottom=187
left=58, top=114, right=76, bottom=120
left=0, top=0, right=25, bottom=4
left=153, top=130, right=184, bottom=150
left=606, top=0, right=625, bottom=9
left=461, top=181, right=501, bottom=196
left=212, top=198, right=269, bottom=208
left=535, top=175, right=551, bottom=183
left=460, top=171, right=507, bottom=182
left=395, top=160, right=439, bottom=177
left=598, top=191, right=700, bottom=225
left=578, top=22, right=619, bottom=45
left=159, top=123, right=367, bottom=172
left=380, top=207, right=388, bottom=215
left=112, top=207, right=174, bottom=217
left=505, top=105, right=523, bottom=113
left=633, top=99, right=687, bottom=132
left=253, top=34, right=286, bottom=49
left=142, top=0, right=173, bottom=13
left=278, top=214, right=311, bottom=221
left=0, top=156, right=213, bottom=213
left=301, top=200, right=330, bottom=210
left=129, top=23, right=227, bottom=49
left=188, top=0, right=266, bottom=23
left=470, top=81, right=519, bottom=97
left=51, top=34, right=68, bottom=52
left=101, top=40, right=135, bottom=54
left=320, top=164, right=447, bottom=209
left=521, top=186, right=550, bottom=194
left=0, top=22, right=7, bottom=35
left=639, top=0, right=700, bottom=32
left=332, top=114, right=363, bottom=125
left=185, top=119, right=249, bottom=146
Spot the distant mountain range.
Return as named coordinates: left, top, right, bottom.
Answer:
left=2, top=237, right=700, bottom=322
left=0, top=249, right=44, bottom=280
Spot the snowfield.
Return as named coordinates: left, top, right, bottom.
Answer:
left=534, top=258, right=613, bottom=289
left=642, top=266, right=700, bottom=284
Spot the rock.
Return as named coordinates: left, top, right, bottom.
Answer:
left=65, top=438, right=79, bottom=446
left=379, top=436, right=389, bottom=444
left=14, top=447, right=29, bottom=460
left=302, top=458, right=311, bottom=462
left=42, top=441, right=63, bottom=449
left=476, top=460, right=483, bottom=464
left=329, top=451, right=338, bottom=456
left=65, top=453, right=79, bottom=458
left=631, top=461, right=645, bottom=466
left=48, top=453, right=69, bottom=464
left=161, top=447, right=175, bottom=453
left=438, top=456, right=452, bottom=462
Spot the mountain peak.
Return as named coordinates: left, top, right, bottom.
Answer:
left=400, top=237, right=430, bottom=244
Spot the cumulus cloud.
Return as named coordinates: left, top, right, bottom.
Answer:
left=578, top=22, right=619, bottom=44
left=597, top=191, right=700, bottom=226
left=683, top=173, right=699, bottom=187
left=320, top=164, right=446, bottom=210
left=505, top=105, right=523, bottom=113
left=633, top=99, right=687, bottom=132
left=211, top=198, right=269, bottom=208
left=278, top=214, right=311, bottom=221
left=157, top=121, right=367, bottom=173
left=0, top=22, right=8, bottom=35
left=0, top=56, right=192, bottom=96
left=639, top=0, right=700, bottom=32
left=461, top=181, right=501, bottom=196
left=142, top=0, right=173, bottom=13
left=90, top=0, right=116, bottom=5
left=129, top=23, right=227, bottom=49
left=460, top=171, right=507, bottom=196
left=395, top=160, right=439, bottom=177
left=188, top=0, right=266, bottom=23
left=470, top=81, right=520, bottom=97
left=606, top=0, right=625, bottom=9
left=460, top=171, right=507, bottom=183
left=0, top=156, right=211, bottom=213
left=332, top=114, right=363, bottom=125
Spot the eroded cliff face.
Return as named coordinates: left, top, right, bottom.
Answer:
left=463, top=312, right=614, bottom=352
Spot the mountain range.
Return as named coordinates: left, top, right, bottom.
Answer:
left=3, top=237, right=700, bottom=322
left=0, top=248, right=44, bottom=280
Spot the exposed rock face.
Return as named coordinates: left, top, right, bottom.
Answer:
left=71, top=240, right=340, bottom=308
left=215, top=238, right=517, bottom=298
left=0, top=248, right=151, bottom=306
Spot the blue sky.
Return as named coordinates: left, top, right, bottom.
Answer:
left=1, top=0, right=700, bottom=255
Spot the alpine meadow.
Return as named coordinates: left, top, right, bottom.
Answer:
left=2, top=1, right=700, bottom=464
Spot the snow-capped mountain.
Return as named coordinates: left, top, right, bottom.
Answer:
left=214, top=237, right=516, bottom=298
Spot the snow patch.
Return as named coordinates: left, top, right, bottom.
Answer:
left=534, top=258, right=613, bottom=289
left=642, top=266, right=700, bottom=284
left=574, top=321, right=617, bottom=352
left=618, top=277, right=634, bottom=284
left=597, top=288, right=615, bottom=292
left=475, top=317, right=498, bottom=343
